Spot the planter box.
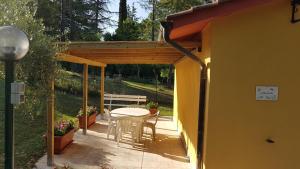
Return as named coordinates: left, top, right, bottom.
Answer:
left=149, top=108, right=158, bottom=115
left=78, top=113, right=97, bottom=129
left=54, top=128, right=75, bottom=154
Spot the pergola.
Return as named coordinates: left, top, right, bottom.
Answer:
left=46, top=41, right=200, bottom=166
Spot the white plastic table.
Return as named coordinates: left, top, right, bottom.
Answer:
left=110, top=108, right=150, bottom=143
left=110, top=107, right=150, bottom=118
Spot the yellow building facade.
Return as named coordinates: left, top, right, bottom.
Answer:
left=173, top=1, right=300, bottom=169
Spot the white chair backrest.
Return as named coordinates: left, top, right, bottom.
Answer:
left=154, top=111, right=160, bottom=125
left=104, top=108, right=112, bottom=121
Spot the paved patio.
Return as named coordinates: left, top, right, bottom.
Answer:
left=35, top=115, right=191, bottom=169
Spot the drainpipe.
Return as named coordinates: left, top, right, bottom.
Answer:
left=161, top=21, right=207, bottom=169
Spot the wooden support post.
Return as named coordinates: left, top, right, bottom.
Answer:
left=100, top=66, right=105, bottom=113
left=83, top=64, right=88, bottom=135
left=47, top=79, right=54, bottom=166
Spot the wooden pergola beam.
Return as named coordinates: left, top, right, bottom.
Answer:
left=100, top=66, right=105, bottom=113
left=47, top=79, right=54, bottom=166
left=56, top=53, right=106, bottom=67
left=56, top=41, right=200, bottom=49
left=82, top=64, right=88, bottom=135
left=68, top=48, right=191, bottom=54
left=71, top=53, right=184, bottom=57
left=87, top=58, right=182, bottom=64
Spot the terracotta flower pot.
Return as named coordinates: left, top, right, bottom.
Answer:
left=54, top=128, right=75, bottom=154
left=149, top=108, right=158, bottom=115
left=78, top=112, right=97, bottom=129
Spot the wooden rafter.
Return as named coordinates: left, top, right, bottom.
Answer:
left=56, top=53, right=106, bottom=67
left=56, top=41, right=200, bottom=49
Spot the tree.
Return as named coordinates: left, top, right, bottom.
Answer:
left=160, top=68, right=169, bottom=84
left=36, top=0, right=112, bottom=41
left=36, top=0, right=61, bottom=38
left=139, top=0, right=157, bottom=41
left=0, top=0, right=57, bottom=118
left=119, top=0, right=127, bottom=28
left=36, top=0, right=112, bottom=74
left=137, top=0, right=204, bottom=87
left=139, top=16, right=160, bottom=41
left=139, top=0, right=204, bottom=40
left=156, top=0, right=203, bottom=18
left=104, top=3, right=145, bottom=78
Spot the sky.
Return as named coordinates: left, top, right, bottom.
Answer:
left=106, top=0, right=149, bottom=33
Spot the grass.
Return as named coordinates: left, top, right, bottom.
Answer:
left=55, top=70, right=174, bottom=106
left=0, top=80, right=47, bottom=168
left=122, top=80, right=173, bottom=96
left=54, top=91, right=101, bottom=125
left=157, top=105, right=173, bottom=116
left=0, top=70, right=174, bottom=168
left=55, top=82, right=173, bottom=118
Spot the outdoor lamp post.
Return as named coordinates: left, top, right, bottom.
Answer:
left=0, top=26, right=29, bottom=169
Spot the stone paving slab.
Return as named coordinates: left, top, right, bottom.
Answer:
left=35, top=116, right=191, bottom=169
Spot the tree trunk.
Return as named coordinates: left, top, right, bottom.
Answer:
left=119, top=0, right=127, bottom=28
left=60, top=0, right=66, bottom=41
left=95, top=0, right=99, bottom=30
left=136, top=64, right=140, bottom=79
left=153, top=67, right=158, bottom=102
left=151, top=0, right=156, bottom=41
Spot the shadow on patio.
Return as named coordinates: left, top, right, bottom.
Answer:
left=35, top=116, right=191, bottom=169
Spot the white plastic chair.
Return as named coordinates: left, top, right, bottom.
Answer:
left=116, top=117, right=140, bottom=146
left=143, top=111, right=160, bottom=141
left=105, top=108, right=117, bottom=140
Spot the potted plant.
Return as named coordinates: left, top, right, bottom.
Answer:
left=54, top=119, right=75, bottom=154
left=147, top=101, right=159, bottom=115
left=77, top=106, right=98, bottom=128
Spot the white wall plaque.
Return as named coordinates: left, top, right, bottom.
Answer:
left=256, top=86, right=278, bottom=101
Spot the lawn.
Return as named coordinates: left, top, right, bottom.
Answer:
left=0, top=80, right=49, bottom=168
left=0, top=71, right=174, bottom=168
left=55, top=70, right=173, bottom=106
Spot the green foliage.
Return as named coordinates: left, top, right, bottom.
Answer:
left=139, top=17, right=159, bottom=41
left=160, top=67, right=173, bottom=85
left=115, top=18, right=142, bottom=40
left=0, top=1, right=58, bottom=166
left=156, top=0, right=204, bottom=18
left=36, top=0, right=61, bottom=38
left=160, top=68, right=170, bottom=79
left=0, top=0, right=57, bottom=118
left=105, top=4, right=142, bottom=41
left=119, top=0, right=128, bottom=27
left=0, top=79, right=47, bottom=168
left=55, top=69, right=101, bottom=96
left=0, top=63, right=4, bottom=80
left=139, top=0, right=204, bottom=40
left=36, top=0, right=111, bottom=41
left=146, top=101, right=159, bottom=109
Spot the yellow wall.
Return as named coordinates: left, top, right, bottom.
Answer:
left=174, top=25, right=211, bottom=168
left=174, top=57, right=200, bottom=168
left=204, top=1, right=300, bottom=169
